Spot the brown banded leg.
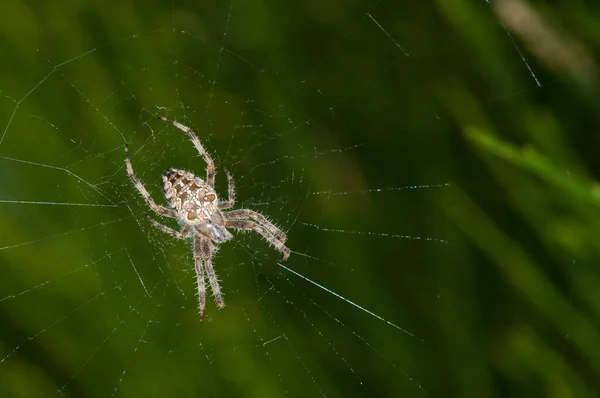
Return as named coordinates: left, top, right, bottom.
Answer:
left=198, top=235, right=225, bottom=309
left=125, top=145, right=177, bottom=218
left=224, top=209, right=287, bottom=243
left=146, top=216, right=191, bottom=239
left=158, top=117, right=216, bottom=187
left=218, top=168, right=235, bottom=210
left=226, top=219, right=290, bottom=261
left=193, top=233, right=207, bottom=322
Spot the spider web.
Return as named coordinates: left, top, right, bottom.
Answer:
left=0, top=1, right=547, bottom=397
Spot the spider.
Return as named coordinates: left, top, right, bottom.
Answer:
left=125, top=116, right=290, bottom=322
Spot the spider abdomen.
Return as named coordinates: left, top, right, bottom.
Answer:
left=162, top=169, right=218, bottom=223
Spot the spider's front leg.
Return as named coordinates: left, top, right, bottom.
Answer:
left=225, top=209, right=287, bottom=243
left=125, top=145, right=177, bottom=219
left=193, top=233, right=207, bottom=323
left=146, top=215, right=191, bottom=239
left=226, top=219, right=290, bottom=261
left=193, top=233, right=225, bottom=322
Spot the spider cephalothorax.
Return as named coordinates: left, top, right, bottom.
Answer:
left=125, top=117, right=290, bottom=322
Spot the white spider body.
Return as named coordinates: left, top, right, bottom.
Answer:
left=162, top=169, right=218, bottom=223
left=162, top=168, right=233, bottom=244
left=125, top=117, right=290, bottom=322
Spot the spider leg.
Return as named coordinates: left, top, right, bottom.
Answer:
left=224, top=209, right=287, bottom=243
left=193, top=233, right=207, bottom=322
left=125, top=145, right=177, bottom=218
left=226, top=219, right=291, bottom=261
left=197, top=235, right=225, bottom=309
left=147, top=215, right=191, bottom=239
left=158, top=117, right=216, bottom=187
left=218, top=168, right=235, bottom=210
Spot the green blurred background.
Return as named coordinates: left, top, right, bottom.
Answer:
left=1, top=0, right=600, bottom=397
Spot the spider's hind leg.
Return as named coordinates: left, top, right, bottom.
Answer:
left=125, top=145, right=177, bottom=219
left=158, top=117, right=216, bottom=187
